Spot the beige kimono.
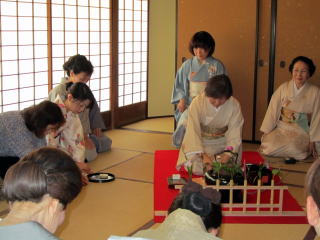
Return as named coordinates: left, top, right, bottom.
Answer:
left=260, top=80, right=320, bottom=160
left=177, top=93, right=244, bottom=170
left=133, top=209, right=221, bottom=240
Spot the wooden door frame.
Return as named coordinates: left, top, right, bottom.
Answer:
left=107, top=0, right=148, bottom=129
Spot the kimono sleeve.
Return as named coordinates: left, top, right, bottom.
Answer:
left=47, top=84, right=67, bottom=102
left=7, top=134, right=37, bottom=158
left=63, top=116, right=86, bottom=163
left=309, top=90, right=320, bottom=142
left=260, top=86, right=282, bottom=134
left=181, top=96, right=204, bottom=154
left=171, top=60, right=191, bottom=104
left=215, top=60, right=227, bottom=75
left=225, top=100, right=244, bottom=153
left=2, top=119, right=41, bottom=158
left=89, top=98, right=106, bottom=130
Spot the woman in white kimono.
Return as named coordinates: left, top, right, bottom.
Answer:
left=260, top=56, right=320, bottom=160
left=171, top=31, right=226, bottom=147
left=177, top=74, right=244, bottom=175
left=47, top=82, right=95, bottom=183
left=48, top=54, right=112, bottom=162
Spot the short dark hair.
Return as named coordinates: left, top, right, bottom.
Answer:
left=306, top=160, right=320, bottom=209
left=205, top=74, right=233, bottom=99
left=2, top=147, right=82, bottom=208
left=189, top=31, right=215, bottom=56
left=22, top=101, right=65, bottom=138
left=289, top=56, right=316, bottom=77
left=63, top=54, right=94, bottom=77
left=66, top=82, right=95, bottom=109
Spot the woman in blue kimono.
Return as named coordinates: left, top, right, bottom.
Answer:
left=171, top=31, right=226, bottom=147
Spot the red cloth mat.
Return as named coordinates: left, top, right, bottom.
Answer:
left=154, top=150, right=307, bottom=224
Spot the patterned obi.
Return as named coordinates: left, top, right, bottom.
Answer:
left=280, top=107, right=310, bottom=132
left=189, top=81, right=207, bottom=98
left=200, top=125, right=228, bottom=140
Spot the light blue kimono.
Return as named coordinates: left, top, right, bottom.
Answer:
left=171, top=56, right=226, bottom=147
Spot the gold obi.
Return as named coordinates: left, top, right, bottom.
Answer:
left=280, top=107, right=310, bottom=132
left=189, top=81, right=207, bottom=98
left=280, top=107, right=311, bottom=123
left=201, top=125, right=228, bottom=140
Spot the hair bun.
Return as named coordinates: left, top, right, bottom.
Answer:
left=182, top=192, right=212, bottom=217
left=201, top=188, right=221, bottom=205
left=182, top=181, right=202, bottom=194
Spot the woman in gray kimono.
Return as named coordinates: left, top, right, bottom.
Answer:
left=48, top=54, right=112, bottom=161
left=171, top=31, right=226, bottom=147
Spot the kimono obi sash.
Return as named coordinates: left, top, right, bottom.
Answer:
left=280, top=107, right=310, bottom=133
left=200, top=125, right=228, bottom=140
left=189, top=80, right=207, bottom=98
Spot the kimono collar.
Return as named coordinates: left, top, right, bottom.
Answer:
left=293, top=80, right=306, bottom=97
left=288, top=80, right=309, bottom=99
left=192, top=56, right=217, bottom=65
left=206, top=96, right=232, bottom=112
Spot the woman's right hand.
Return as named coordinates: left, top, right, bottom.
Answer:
left=76, top=162, right=93, bottom=186
left=177, top=99, right=186, bottom=112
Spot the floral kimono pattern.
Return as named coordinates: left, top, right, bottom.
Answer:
left=47, top=95, right=85, bottom=162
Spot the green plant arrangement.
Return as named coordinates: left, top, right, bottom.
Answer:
left=212, top=161, right=222, bottom=179
left=185, top=161, right=193, bottom=180
left=271, top=168, right=281, bottom=181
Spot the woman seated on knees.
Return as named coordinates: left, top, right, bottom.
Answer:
left=0, top=147, right=82, bottom=240
left=177, top=74, right=244, bottom=175
left=47, top=82, right=95, bottom=181
left=171, top=31, right=226, bottom=148
left=133, top=181, right=222, bottom=240
left=260, top=56, right=320, bottom=161
left=48, top=54, right=112, bottom=162
left=305, top=160, right=320, bottom=239
left=0, top=101, right=65, bottom=179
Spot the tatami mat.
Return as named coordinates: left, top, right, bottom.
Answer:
left=288, top=186, right=306, bottom=207
left=268, top=159, right=312, bottom=172
left=281, top=170, right=306, bottom=187
left=106, top=129, right=176, bottom=153
left=107, top=153, right=154, bottom=183
left=123, top=117, right=174, bottom=133
left=220, top=223, right=310, bottom=240
left=56, top=179, right=153, bottom=240
left=88, top=148, right=142, bottom=172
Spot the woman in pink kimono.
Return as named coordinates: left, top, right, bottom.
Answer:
left=260, top=56, right=320, bottom=160
left=47, top=82, right=95, bottom=181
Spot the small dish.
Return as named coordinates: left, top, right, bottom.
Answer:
left=88, top=172, right=115, bottom=183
